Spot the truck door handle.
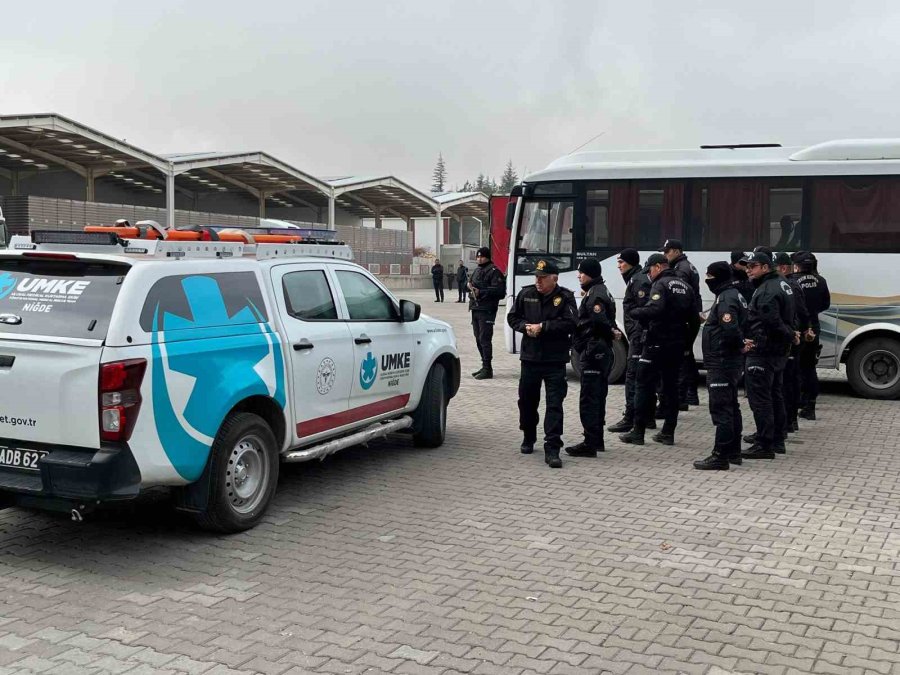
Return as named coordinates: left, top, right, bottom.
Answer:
left=354, top=335, right=372, bottom=345
left=293, top=340, right=314, bottom=351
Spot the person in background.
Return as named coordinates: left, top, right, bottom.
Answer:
left=456, top=260, right=469, bottom=303
left=431, top=260, right=445, bottom=302
left=469, top=247, right=506, bottom=380
left=507, top=259, right=577, bottom=469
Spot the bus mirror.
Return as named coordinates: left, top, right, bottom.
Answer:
left=510, top=185, right=523, bottom=197
left=505, top=202, right=516, bottom=230
left=522, top=184, right=534, bottom=197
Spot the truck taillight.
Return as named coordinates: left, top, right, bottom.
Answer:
left=99, top=359, right=147, bottom=442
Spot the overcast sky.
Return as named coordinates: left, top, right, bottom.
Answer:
left=2, top=0, right=899, bottom=192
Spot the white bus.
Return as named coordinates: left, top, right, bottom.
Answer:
left=503, top=139, right=900, bottom=400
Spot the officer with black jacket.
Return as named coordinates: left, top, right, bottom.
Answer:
left=565, top=258, right=616, bottom=458
left=775, top=252, right=810, bottom=436
left=469, top=247, right=506, bottom=380
left=507, top=259, right=577, bottom=468
left=608, top=248, right=656, bottom=434
left=741, top=251, right=795, bottom=459
left=693, top=262, right=748, bottom=470
left=730, top=250, right=755, bottom=304
left=662, top=239, right=702, bottom=408
left=620, top=253, right=699, bottom=447
left=791, top=251, right=831, bottom=420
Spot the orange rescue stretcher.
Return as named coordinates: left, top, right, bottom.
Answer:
left=84, top=225, right=302, bottom=244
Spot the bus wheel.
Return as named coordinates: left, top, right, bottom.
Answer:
left=608, top=339, right=627, bottom=384
left=847, top=336, right=900, bottom=399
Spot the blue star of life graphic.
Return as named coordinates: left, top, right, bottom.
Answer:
left=0, top=273, right=15, bottom=300
left=359, top=351, right=377, bottom=390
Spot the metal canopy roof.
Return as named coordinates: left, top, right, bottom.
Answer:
left=434, top=191, right=489, bottom=219
left=326, top=175, right=439, bottom=220
left=0, top=113, right=168, bottom=178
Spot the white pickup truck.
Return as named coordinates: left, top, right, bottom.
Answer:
left=0, top=228, right=460, bottom=531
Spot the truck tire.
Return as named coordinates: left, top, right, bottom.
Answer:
left=846, top=336, right=900, bottom=400
left=413, top=363, right=447, bottom=447
left=570, top=339, right=627, bottom=384
left=193, top=413, right=279, bottom=533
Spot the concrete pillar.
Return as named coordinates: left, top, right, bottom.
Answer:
left=10, top=170, right=19, bottom=196
left=328, top=193, right=336, bottom=230
left=85, top=169, right=96, bottom=202
left=259, top=193, right=266, bottom=219
left=166, top=169, right=176, bottom=229
left=374, top=206, right=382, bottom=229
left=435, top=208, right=442, bottom=257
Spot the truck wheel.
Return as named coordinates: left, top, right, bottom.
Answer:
left=193, top=413, right=279, bottom=533
left=608, top=339, right=627, bottom=384
left=413, top=363, right=447, bottom=447
left=847, top=336, right=900, bottom=400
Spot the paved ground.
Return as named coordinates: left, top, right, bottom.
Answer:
left=0, top=288, right=898, bottom=675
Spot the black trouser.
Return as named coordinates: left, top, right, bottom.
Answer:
left=471, top=310, right=496, bottom=369
left=678, top=323, right=701, bottom=403
left=784, top=348, right=801, bottom=429
left=707, top=362, right=742, bottom=452
left=745, top=355, right=788, bottom=449
left=799, top=335, right=820, bottom=405
left=578, top=344, right=612, bottom=448
left=623, top=339, right=653, bottom=425
left=457, top=281, right=467, bottom=302
left=518, top=361, right=568, bottom=452
left=635, top=342, right=684, bottom=436
left=433, top=280, right=444, bottom=302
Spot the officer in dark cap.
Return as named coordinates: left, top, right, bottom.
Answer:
left=791, top=251, right=831, bottom=420
left=566, top=258, right=616, bottom=457
left=608, top=248, right=656, bottom=434
left=507, top=259, right=578, bottom=468
left=620, top=253, right=698, bottom=447
left=730, top=251, right=755, bottom=304
left=661, top=239, right=702, bottom=408
left=741, top=251, right=795, bottom=459
left=468, top=246, right=506, bottom=380
left=693, top=261, right=748, bottom=470
left=775, top=252, right=810, bottom=437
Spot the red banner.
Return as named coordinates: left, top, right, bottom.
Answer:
left=489, top=195, right=513, bottom=275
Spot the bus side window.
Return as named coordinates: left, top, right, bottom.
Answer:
left=769, top=186, right=803, bottom=250
left=810, top=177, right=900, bottom=251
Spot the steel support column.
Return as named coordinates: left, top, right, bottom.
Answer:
left=328, top=193, right=336, bottom=230
left=166, top=168, right=176, bottom=229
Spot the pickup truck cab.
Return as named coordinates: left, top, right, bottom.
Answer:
left=0, top=228, right=460, bottom=531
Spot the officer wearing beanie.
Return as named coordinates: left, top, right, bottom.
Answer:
left=507, top=259, right=577, bottom=468
left=608, top=248, right=655, bottom=434
left=693, top=262, right=748, bottom=470
left=566, top=257, right=616, bottom=458
left=468, top=246, right=506, bottom=380
left=741, top=251, right=795, bottom=459
left=620, top=253, right=698, bottom=447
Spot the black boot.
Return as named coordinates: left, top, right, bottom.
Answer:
left=693, top=450, right=729, bottom=470
left=678, top=403, right=690, bottom=412
left=652, top=432, right=675, bottom=446
left=799, top=403, right=816, bottom=420
left=607, top=417, right=633, bottom=433
left=471, top=367, right=484, bottom=377
left=726, top=443, right=743, bottom=466
left=645, top=419, right=657, bottom=430
left=473, top=368, right=493, bottom=380
left=687, top=390, right=700, bottom=406
left=545, top=449, right=562, bottom=468
left=520, top=439, right=535, bottom=454
left=619, top=429, right=645, bottom=446
left=743, top=432, right=757, bottom=444
left=741, top=444, right=775, bottom=459
left=565, top=442, right=599, bottom=457
left=773, top=442, right=786, bottom=455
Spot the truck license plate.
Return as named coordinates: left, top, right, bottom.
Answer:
left=0, top=447, right=48, bottom=472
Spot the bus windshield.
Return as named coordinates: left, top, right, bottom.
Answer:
left=517, top=199, right=574, bottom=274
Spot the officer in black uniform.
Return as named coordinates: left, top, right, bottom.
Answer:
left=741, top=251, right=795, bottom=459
left=775, top=252, right=810, bottom=436
left=792, top=251, right=831, bottom=420
left=693, top=262, right=748, bottom=470
left=566, top=258, right=616, bottom=457
left=661, top=239, right=702, bottom=408
left=469, top=247, right=506, bottom=380
left=730, top=250, right=755, bottom=304
left=507, top=259, right=578, bottom=468
left=608, top=248, right=656, bottom=433
left=620, top=253, right=698, bottom=446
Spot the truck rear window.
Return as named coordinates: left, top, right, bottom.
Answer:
left=0, top=258, right=128, bottom=340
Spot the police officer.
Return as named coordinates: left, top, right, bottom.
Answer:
left=566, top=258, right=616, bottom=457
left=693, top=262, right=748, bottom=470
left=469, top=247, right=506, bottom=380
left=731, top=250, right=755, bottom=304
left=455, top=260, right=469, bottom=303
left=775, top=252, right=810, bottom=436
left=741, top=251, right=795, bottom=459
left=608, top=248, right=656, bottom=434
left=792, top=251, right=831, bottom=420
left=661, top=239, right=702, bottom=408
left=430, top=260, right=445, bottom=302
left=507, top=259, right=577, bottom=468
left=620, top=253, right=698, bottom=446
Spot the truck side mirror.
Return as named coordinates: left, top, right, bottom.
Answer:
left=399, top=299, right=421, bottom=322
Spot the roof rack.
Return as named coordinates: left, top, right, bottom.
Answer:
left=7, top=228, right=354, bottom=262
